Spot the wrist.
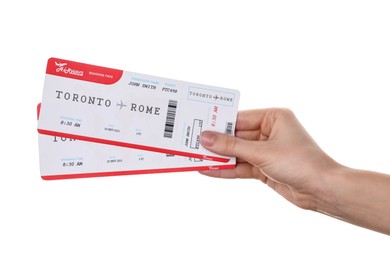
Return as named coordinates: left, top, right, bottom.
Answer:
left=312, top=164, right=390, bottom=234
left=311, top=163, right=348, bottom=218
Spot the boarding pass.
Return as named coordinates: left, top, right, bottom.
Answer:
left=37, top=104, right=235, bottom=180
left=39, top=134, right=235, bottom=180
left=38, top=58, right=240, bottom=162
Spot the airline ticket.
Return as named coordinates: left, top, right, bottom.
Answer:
left=38, top=58, right=240, bottom=162
left=39, top=134, right=235, bottom=180
left=37, top=104, right=235, bottom=180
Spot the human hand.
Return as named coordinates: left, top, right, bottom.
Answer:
left=199, top=108, right=340, bottom=210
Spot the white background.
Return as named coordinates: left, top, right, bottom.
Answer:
left=1, top=0, right=389, bottom=259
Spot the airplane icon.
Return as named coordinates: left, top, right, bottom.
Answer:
left=117, top=100, right=127, bottom=109
left=55, top=62, right=67, bottom=67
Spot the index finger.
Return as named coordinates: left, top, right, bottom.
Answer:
left=236, top=109, right=279, bottom=131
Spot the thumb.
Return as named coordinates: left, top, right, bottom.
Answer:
left=200, top=131, right=261, bottom=164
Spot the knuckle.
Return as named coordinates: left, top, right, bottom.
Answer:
left=279, top=107, right=295, bottom=118
left=275, top=107, right=294, bottom=117
left=224, top=135, right=238, bottom=154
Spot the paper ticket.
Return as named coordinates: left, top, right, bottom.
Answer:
left=38, top=58, right=240, bottom=162
left=37, top=104, right=235, bottom=180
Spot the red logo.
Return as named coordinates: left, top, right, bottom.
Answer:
left=46, top=57, right=124, bottom=85
left=54, top=61, right=84, bottom=77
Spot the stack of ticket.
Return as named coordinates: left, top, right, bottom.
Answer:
left=37, top=58, right=240, bottom=180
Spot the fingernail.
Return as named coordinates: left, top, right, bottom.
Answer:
left=201, top=131, right=215, bottom=147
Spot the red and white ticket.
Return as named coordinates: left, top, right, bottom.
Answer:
left=38, top=58, right=240, bottom=162
left=37, top=104, right=235, bottom=180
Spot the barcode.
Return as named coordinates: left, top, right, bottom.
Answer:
left=163, top=100, right=178, bottom=138
left=225, top=122, right=233, bottom=135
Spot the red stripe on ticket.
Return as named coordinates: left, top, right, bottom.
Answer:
left=46, top=57, right=123, bottom=85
